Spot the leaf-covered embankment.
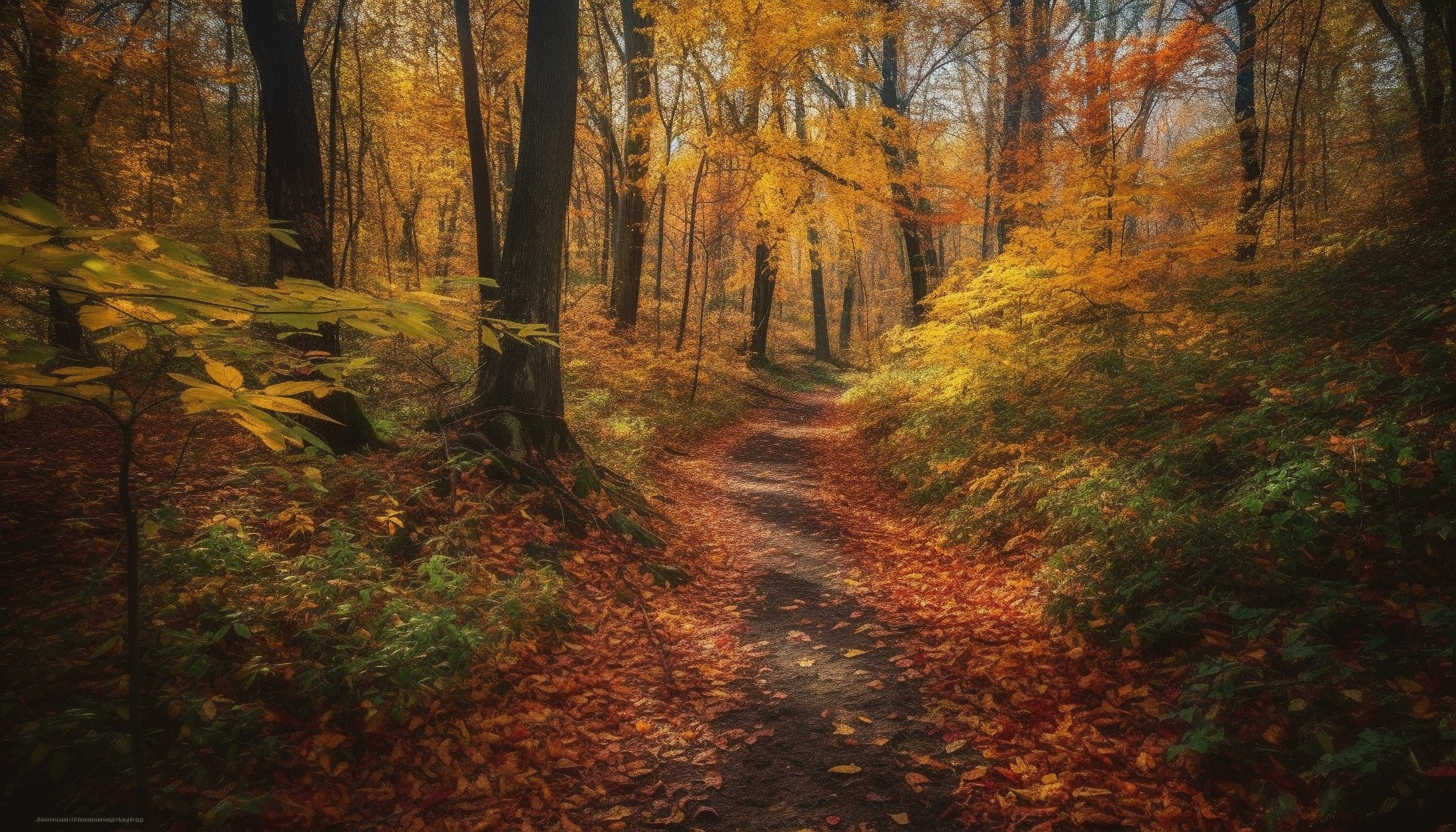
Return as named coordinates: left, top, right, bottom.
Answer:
left=846, top=227, right=1456, bottom=827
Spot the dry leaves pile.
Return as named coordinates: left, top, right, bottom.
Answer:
left=802, top=401, right=1260, bottom=831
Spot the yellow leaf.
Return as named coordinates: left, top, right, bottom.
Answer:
left=828, top=765, right=861, bottom=775
left=204, top=361, right=244, bottom=390
left=200, top=700, right=217, bottom=721
left=945, top=739, right=967, bottom=754
left=833, top=724, right=856, bottom=735
left=54, top=365, right=113, bottom=383
left=964, top=765, right=989, bottom=781
left=843, top=649, right=868, bottom=658
left=890, top=813, right=910, bottom=825
left=598, top=806, right=632, bottom=821
left=796, top=658, right=815, bottom=667
left=243, top=393, right=341, bottom=423
left=905, top=772, right=930, bottom=787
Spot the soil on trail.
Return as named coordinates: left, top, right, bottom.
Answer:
left=641, top=393, right=972, bottom=831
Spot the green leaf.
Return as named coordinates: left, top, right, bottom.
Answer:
left=265, top=227, right=303, bottom=251
left=1, top=193, right=65, bottom=228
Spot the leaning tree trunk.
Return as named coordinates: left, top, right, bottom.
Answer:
left=483, top=0, right=580, bottom=447
left=608, top=0, right=654, bottom=327
left=242, top=0, right=377, bottom=452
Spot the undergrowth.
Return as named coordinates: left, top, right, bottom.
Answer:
left=849, top=226, right=1456, bottom=825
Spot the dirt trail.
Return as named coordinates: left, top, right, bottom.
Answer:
left=640, top=393, right=974, bottom=831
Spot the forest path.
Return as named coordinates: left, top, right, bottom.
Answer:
left=637, top=391, right=973, bottom=831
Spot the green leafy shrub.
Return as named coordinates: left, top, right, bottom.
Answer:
left=849, top=227, right=1456, bottom=821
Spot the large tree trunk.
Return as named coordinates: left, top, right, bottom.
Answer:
left=483, top=0, right=580, bottom=430
left=455, top=0, right=502, bottom=403
left=242, top=0, right=376, bottom=453
left=608, top=0, right=654, bottom=327
left=242, top=0, right=335, bottom=292
left=1233, top=0, right=1263, bottom=261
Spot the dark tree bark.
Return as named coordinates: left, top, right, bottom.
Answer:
left=838, top=277, right=854, bottom=354
left=242, top=0, right=376, bottom=452
left=18, top=0, right=83, bottom=350
left=748, top=236, right=776, bottom=365
left=483, top=0, right=580, bottom=429
left=242, top=0, right=335, bottom=292
left=1233, top=0, right=1263, bottom=261
left=996, top=0, right=1050, bottom=249
left=878, top=0, right=934, bottom=321
left=454, top=0, right=503, bottom=401
left=1370, top=0, right=1451, bottom=178
left=793, top=89, right=831, bottom=361
left=675, top=151, right=708, bottom=351
left=808, top=226, right=831, bottom=362
left=608, top=0, right=654, bottom=327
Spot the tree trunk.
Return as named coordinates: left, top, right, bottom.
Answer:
left=242, top=0, right=377, bottom=453
left=483, top=0, right=580, bottom=429
left=455, top=0, right=503, bottom=403
left=608, top=0, right=654, bottom=327
left=20, top=0, right=82, bottom=350
left=808, top=226, right=831, bottom=362
left=877, top=0, right=933, bottom=321
left=838, top=277, right=854, bottom=354
left=748, top=237, right=776, bottom=366
left=675, top=151, right=707, bottom=351
left=1233, top=0, right=1263, bottom=261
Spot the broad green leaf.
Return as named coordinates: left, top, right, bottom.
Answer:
left=265, top=227, right=303, bottom=251
left=0, top=230, right=52, bottom=247
left=1, top=193, right=65, bottom=228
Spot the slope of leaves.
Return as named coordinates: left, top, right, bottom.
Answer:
left=0, top=327, right=771, bottom=829
left=802, top=401, right=1255, bottom=831
left=847, top=227, right=1456, bottom=826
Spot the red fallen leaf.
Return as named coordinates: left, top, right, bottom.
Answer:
left=865, top=792, right=891, bottom=802
left=1425, top=765, right=1456, bottom=778
left=704, top=771, right=723, bottom=789
left=826, top=816, right=841, bottom=826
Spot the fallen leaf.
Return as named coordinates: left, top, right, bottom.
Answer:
left=945, top=739, right=966, bottom=754
left=829, top=765, right=862, bottom=775
left=843, top=649, right=868, bottom=658
left=890, top=813, right=910, bottom=825
left=834, top=724, right=856, bottom=735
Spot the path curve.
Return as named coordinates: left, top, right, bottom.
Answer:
left=640, top=393, right=974, bottom=831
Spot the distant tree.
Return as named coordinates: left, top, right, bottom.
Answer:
left=609, top=0, right=655, bottom=327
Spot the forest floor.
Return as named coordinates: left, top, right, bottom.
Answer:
left=613, top=389, right=1241, bottom=832
left=0, top=382, right=1253, bottom=831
